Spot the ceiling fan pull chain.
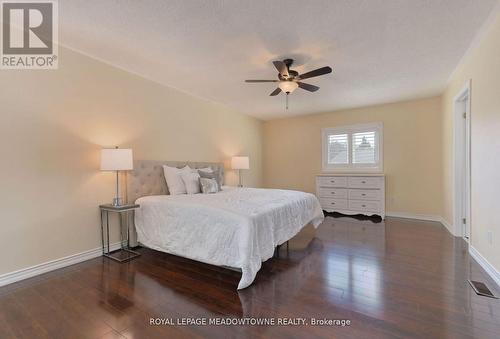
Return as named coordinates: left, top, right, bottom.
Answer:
left=286, top=93, right=289, bottom=110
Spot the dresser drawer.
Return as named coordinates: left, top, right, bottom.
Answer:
left=318, top=188, right=348, bottom=199
left=348, top=176, right=382, bottom=189
left=320, top=198, right=348, bottom=210
left=317, top=176, right=347, bottom=188
left=348, top=189, right=381, bottom=201
left=348, top=199, right=380, bottom=212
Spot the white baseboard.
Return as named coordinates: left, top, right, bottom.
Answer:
left=386, top=212, right=457, bottom=236
left=469, top=246, right=500, bottom=289
left=386, top=211, right=442, bottom=222
left=438, top=217, right=456, bottom=236
left=378, top=212, right=500, bottom=289
left=0, top=242, right=121, bottom=288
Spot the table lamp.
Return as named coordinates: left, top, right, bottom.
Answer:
left=231, top=156, right=249, bottom=187
left=100, top=147, right=133, bottom=206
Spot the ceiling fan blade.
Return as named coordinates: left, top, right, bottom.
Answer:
left=269, top=88, right=282, bottom=96
left=272, top=61, right=289, bottom=77
left=245, top=80, right=278, bottom=83
left=298, top=66, right=332, bottom=80
left=297, top=82, right=320, bottom=92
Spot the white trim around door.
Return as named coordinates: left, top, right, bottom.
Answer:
left=452, top=80, right=472, bottom=240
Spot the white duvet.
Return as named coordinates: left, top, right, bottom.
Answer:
left=134, top=187, right=324, bottom=289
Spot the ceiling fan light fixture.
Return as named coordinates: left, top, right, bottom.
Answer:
left=278, top=80, right=298, bottom=94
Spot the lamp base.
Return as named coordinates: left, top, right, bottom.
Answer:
left=112, top=197, right=124, bottom=207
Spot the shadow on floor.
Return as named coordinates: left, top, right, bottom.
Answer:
left=324, top=211, right=383, bottom=223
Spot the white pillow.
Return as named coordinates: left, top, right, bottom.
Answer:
left=181, top=171, right=201, bottom=194
left=162, top=165, right=190, bottom=195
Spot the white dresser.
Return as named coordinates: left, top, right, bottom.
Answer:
left=316, top=174, right=385, bottom=219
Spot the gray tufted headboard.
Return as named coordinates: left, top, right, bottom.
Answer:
left=126, top=160, right=225, bottom=204
left=126, top=160, right=224, bottom=247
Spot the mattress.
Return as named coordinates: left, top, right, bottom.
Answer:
left=134, top=186, right=324, bottom=289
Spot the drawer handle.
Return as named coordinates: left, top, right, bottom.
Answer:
left=362, top=204, right=366, bottom=207
left=361, top=193, right=366, bottom=196
left=331, top=192, right=335, bottom=194
left=331, top=202, right=335, bottom=205
left=361, top=181, right=366, bottom=184
left=330, top=180, right=335, bottom=183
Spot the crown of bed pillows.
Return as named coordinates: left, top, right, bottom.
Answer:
left=162, top=165, right=222, bottom=195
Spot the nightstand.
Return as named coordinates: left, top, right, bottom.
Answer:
left=99, top=203, right=141, bottom=262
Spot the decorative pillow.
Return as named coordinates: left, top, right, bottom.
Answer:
left=181, top=171, right=201, bottom=194
left=198, top=169, right=222, bottom=191
left=196, top=167, right=213, bottom=173
left=162, top=165, right=190, bottom=195
left=199, top=177, right=219, bottom=194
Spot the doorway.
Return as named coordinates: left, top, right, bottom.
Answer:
left=453, top=81, right=471, bottom=241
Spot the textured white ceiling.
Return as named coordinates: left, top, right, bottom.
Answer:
left=59, top=0, right=498, bottom=120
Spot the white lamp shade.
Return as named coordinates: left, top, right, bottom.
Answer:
left=278, top=81, right=299, bottom=93
left=231, top=156, right=249, bottom=170
left=100, top=148, right=133, bottom=171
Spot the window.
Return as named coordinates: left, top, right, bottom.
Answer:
left=322, top=123, right=383, bottom=171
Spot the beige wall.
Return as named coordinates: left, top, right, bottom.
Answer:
left=0, top=47, right=263, bottom=276
left=263, top=96, right=443, bottom=217
left=442, top=11, right=500, bottom=271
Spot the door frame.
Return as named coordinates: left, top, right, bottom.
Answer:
left=452, top=80, right=471, bottom=241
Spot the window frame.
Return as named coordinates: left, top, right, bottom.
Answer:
left=321, top=122, right=383, bottom=172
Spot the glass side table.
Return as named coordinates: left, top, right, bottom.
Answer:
left=99, top=203, right=141, bottom=262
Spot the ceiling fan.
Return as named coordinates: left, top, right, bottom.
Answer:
left=245, top=59, right=333, bottom=103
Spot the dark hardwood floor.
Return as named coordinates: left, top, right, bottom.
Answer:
left=1, top=215, right=499, bottom=338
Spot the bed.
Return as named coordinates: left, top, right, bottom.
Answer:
left=127, top=160, right=324, bottom=289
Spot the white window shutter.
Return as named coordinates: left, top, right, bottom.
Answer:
left=352, top=131, right=377, bottom=164
left=322, top=122, right=383, bottom=172
left=327, top=133, right=349, bottom=164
